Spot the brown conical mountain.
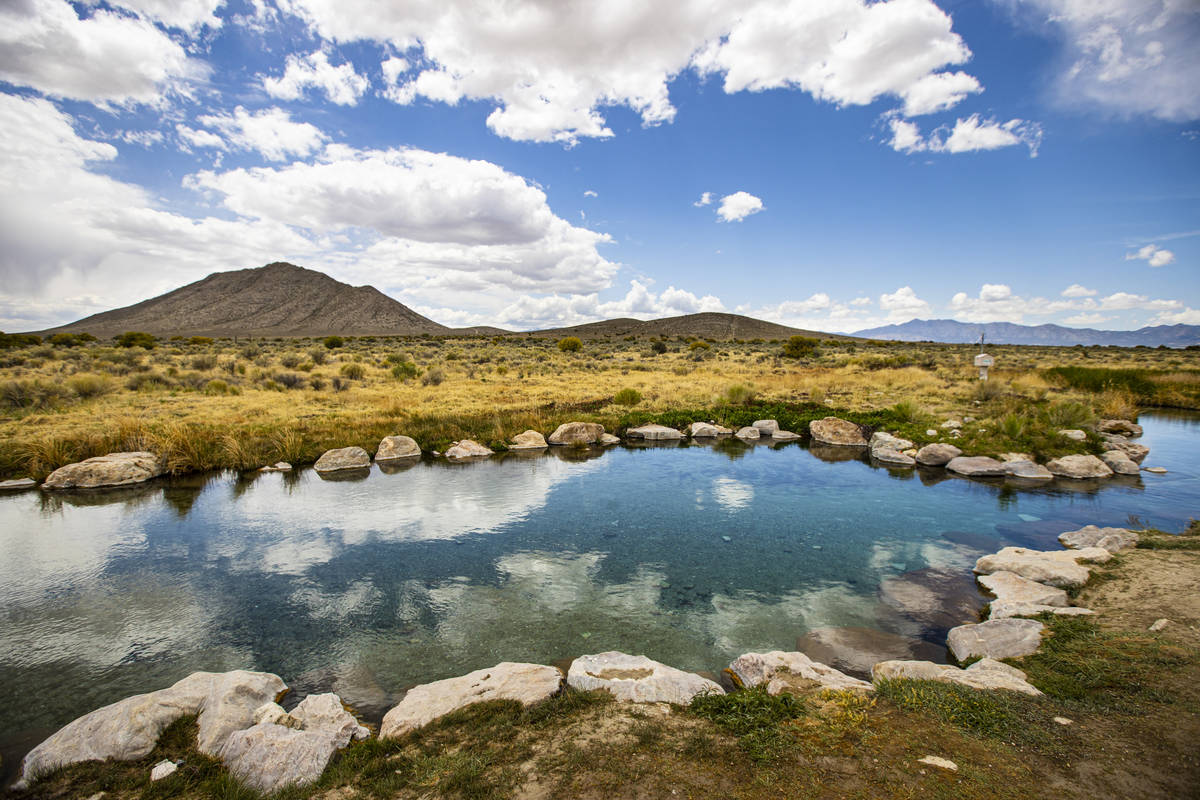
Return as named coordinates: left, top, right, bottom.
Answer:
left=43, top=262, right=451, bottom=338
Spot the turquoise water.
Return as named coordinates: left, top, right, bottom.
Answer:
left=1, top=411, right=1197, bottom=777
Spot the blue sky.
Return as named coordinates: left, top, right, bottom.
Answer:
left=0, top=0, right=1197, bottom=333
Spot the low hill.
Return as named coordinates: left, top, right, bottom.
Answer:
left=853, top=318, right=1200, bottom=348
left=524, top=312, right=855, bottom=341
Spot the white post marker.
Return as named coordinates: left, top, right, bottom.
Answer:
left=975, top=331, right=993, bottom=380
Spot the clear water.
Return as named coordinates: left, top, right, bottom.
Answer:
left=1, top=411, right=1197, bottom=777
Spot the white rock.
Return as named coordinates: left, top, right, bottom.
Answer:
left=926, top=429, right=938, bottom=437
left=726, top=651, right=873, bottom=695
left=947, top=619, right=1044, bottom=662
left=1058, top=429, right=1087, bottom=441
left=978, top=571, right=1068, bottom=607
left=508, top=430, right=548, bottom=450
left=941, top=419, right=962, bottom=430
left=772, top=430, right=801, bottom=441
left=1149, top=618, right=1170, bottom=632
left=1102, top=439, right=1150, bottom=463
left=599, top=433, right=621, bottom=446
left=150, top=760, right=177, bottom=781
left=1058, top=525, right=1138, bottom=553
left=974, top=546, right=1111, bottom=589
left=0, top=477, right=37, bottom=490
left=918, top=756, right=958, bottom=771
left=547, top=422, right=605, bottom=445
left=689, top=422, right=732, bottom=437
left=259, top=462, right=292, bottom=472
left=946, top=456, right=1006, bottom=477
left=42, top=452, right=166, bottom=490
left=627, top=424, right=683, bottom=440
left=735, top=426, right=760, bottom=440
left=873, top=447, right=916, bottom=466
left=381, top=663, right=562, bottom=738
left=809, top=417, right=867, bottom=446
left=567, top=652, right=722, bottom=705
left=1046, top=454, right=1113, bottom=479
left=1003, top=460, right=1054, bottom=480
left=1054, top=716, right=1074, bottom=726
left=290, top=693, right=369, bottom=744
left=1100, top=450, right=1140, bottom=475
left=220, top=722, right=346, bottom=794
left=253, top=702, right=290, bottom=726
left=870, top=431, right=914, bottom=453
left=445, top=439, right=493, bottom=459
left=872, top=658, right=1041, bottom=696
left=989, top=602, right=1095, bottom=620
left=752, top=419, right=780, bottom=435
left=915, top=443, right=961, bottom=466
left=375, top=435, right=421, bottom=460
left=313, top=447, right=370, bottom=473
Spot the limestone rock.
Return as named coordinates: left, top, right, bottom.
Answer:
left=150, top=760, right=177, bottom=781
left=752, top=419, right=780, bottom=435
left=567, top=652, right=722, bottom=705
left=1149, top=618, right=1170, bottom=632
left=1098, top=419, right=1143, bottom=437
left=772, top=430, right=801, bottom=441
left=375, top=435, right=421, bottom=461
left=1058, top=525, right=1138, bottom=553
left=599, top=433, right=621, bottom=445
left=290, top=693, right=369, bottom=744
left=42, top=452, right=166, bottom=490
left=1046, top=454, right=1113, bottom=479
left=989, top=602, right=1095, bottom=620
left=20, top=670, right=286, bottom=782
left=253, top=702, right=291, bottom=727
left=735, top=426, right=760, bottom=440
left=946, top=456, right=1006, bottom=477
left=1102, top=439, right=1150, bottom=463
left=872, top=448, right=916, bottom=466
left=689, top=422, right=732, bottom=437
left=727, top=651, right=872, bottom=694
left=977, top=571, right=1068, bottom=607
left=809, top=417, right=867, bottom=446
left=313, top=447, right=370, bottom=473
left=918, top=756, right=958, bottom=771
left=947, top=619, right=1044, bottom=662
left=508, top=430, right=548, bottom=450
left=259, top=462, right=292, bottom=472
left=915, top=443, right=961, bottom=466
left=1143, top=466, right=1167, bottom=474
left=0, top=477, right=37, bottom=490
left=548, top=422, right=605, bottom=445
left=1058, top=429, right=1087, bottom=441
left=381, top=663, right=562, bottom=738
left=941, top=419, right=962, bottom=430
left=872, top=658, right=1042, bottom=696
left=1003, top=460, right=1054, bottom=480
left=870, top=431, right=915, bottom=453
left=445, top=439, right=493, bottom=459
left=974, top=546, right=1111, bottom=589
left=627, top=424, right=683, bottom=440
left=1100, top=450, right=1140, bottom=475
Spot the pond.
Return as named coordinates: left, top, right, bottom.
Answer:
left=2, top=411, right=1197, bottom=779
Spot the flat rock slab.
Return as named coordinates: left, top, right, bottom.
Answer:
left=42, top=452, right=166, bottom=490
left=375, top=435, right=421, bottom=460
left=974, top=546, right=1111, bottom=589
left=947, top=618, right=1044, bottom=662
left=381, top=662, right=562, bottom=738
left=548, top=422, right=604, bottom=445
left=259, top=462, right=292, bottom=472
left=0, top=478, right=37, bottom=491
left=809, top=417, right=867, bottom=446
left=978, top=571, right=1068, bottom=607
left=915, top=443, right=961, bottom=466
left=726, top=651, right=873, bottom=695
left=314, top=447, right=371, bottom=473
left=946, top=456, right=1006, bottom=477
left=508, top=430, right=548, bottom=449
left=873, top=658, right=1042, bottom=696
left=567, top=652, right=722, bottom=705
left=445, top=439, right=493, bottom=459
left=1003, top=460, right=1053, bottom=480
left=872, top=447, right=915, bottom=466
left=989, top=602, right=1095, bottom=620
left=1046, top=454, right=1113, bottom=479
left=734, top=426, right=760, bottom=440
left=20, top=670, right=286, bottom=783
left=626, top=424, right=683, bottom=440
left=1058, top=525, right=1139, bottom=552
left=689, top=422, right=732, bottom=437
left=772, top=430, right=801, bottom=441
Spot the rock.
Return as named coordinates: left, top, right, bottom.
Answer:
left=998, top=452, right=1034, bottom=462
left=809, top=417, right=867, bottom=446
left=726, top=651, right=873, bottom=695
left=752, top=419, right=780, bottom=435
left=941, top=419, right=962, bottom=430
left=974, top=546, right=1111, bottom=589
left=1058, top=525, right=1138, bottom=552
left=289, top=693, right=369, bottom=744
left=0, top=477, right=37, bottom=490
left=150, top=760, right=177, bottom=781
left=547, top=422, right=605, bottom=445
left=1098, top=419, right=1143, bottom=437
left=1058, top=429, right=1087, bottom=441
left=947, top=618, right=1044, bottom=662
left=926, top=429, right=938, bottom=437
left=989, top=602, right=1094, bottom=620
left=978, top=571, right=1068, bottom=607
left=1143, top=466, right=1167, bottom=474
left=42, top=452, right=166, bottom=490
left=689, top=422, right=732, bottom=437
left=599, top=433, right=621, bottom=445
left=253, top=702, right=291, bottom=727
left=626, top=424, right=683, bottom=440
left=870, top=432, right=914, bottom=453
left=945, top=456, right=1006, bottom=477
left=872, top=448, right=916, bottom=466
left=20, top=670, right=287, bottom=782
left=872, top=658, right=1041, bottom=696
left=381, top=663, right=562, bottom=738
left=918, top=756, right=958, bottom=771
left=508, top=430, right=548, bottom=450
left=445, top=439, right=493, bottom=459
left=772, top=430, right=801, bottom=441
left=949, top=429, right=961, bottom=438
left=915, top=443, right=961, bottom=466
left=1100, top=450, right=1140, bottom=475
left=1102, top=439, right=1150, bottom=463
left=1054, top=716, right=1074, bottom=725
left=1046, top=454, right=1114, bottom=479
left=1149, top=618, right=1170, bottom=632
left=1003, top=460, right=1054, bottom=480
left=735, top=426, right=760, bottom=440
left=259, top=462, right=292, bottom=472
left=567, top=652, right=722, bottom=705
left=313, top=447, right=371, bottom=473
left=375, top=435, right=421, bottom=461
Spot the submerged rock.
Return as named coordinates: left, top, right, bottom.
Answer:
left=726, top=651, right=872, bottom=694
left=508, top=430, right=548, bottom=450
left=548, top=422, right=604, bottom=445
left=915, top=443, right=961, bottom=466
left=977, top=570, right=1068, bottom=608
left=445, top=440, right=493, bottom=459
left=945, top=456, right=1006, bottom=477
left=42, top=451, right=166, bottom=490
left=689, top=422, right=732, bottom=437
left=313, top=447, right=371, bottom=473
left=1058, top=525, right=1138, bottom=553
left=375, top=435, right=421, bottom=461
left=872, top=658, right=1042, bottom=696
left=1046, top=454, right=1113, bottom=479
left=626, top=424, right=684, bottom=440
left=381, top=663, right=562, bottom=738
left=946, top=618, right=1044, bottom=662
left=809, top=417, right=867, bottom=446
left=974, top=546, right=1111, bottom=589
left=567, top=652, right=722, bottom=705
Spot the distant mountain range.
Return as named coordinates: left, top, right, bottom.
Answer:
left=853, top=318, right=1200, bottom=347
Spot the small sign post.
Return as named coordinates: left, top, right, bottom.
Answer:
left=974, top=332, right=993, bottom=381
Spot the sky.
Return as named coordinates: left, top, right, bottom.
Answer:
left=0, top=0, right=1198, bottom=334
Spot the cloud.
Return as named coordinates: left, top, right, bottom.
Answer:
left=195, top=106, right=329, bottom=161
left=850, top=296, right=872, bottom=306
left=0, top=0, right=207, bottom=106
left=1125, top=243, right=1175, bottom=267
left=693, top=191, right=713, bottom=207
left=279, top=0, right=984, bottom=144
left=1098, top=291, right=1180, bottom=311
left=1061, top=283, right=1097, bottom=297
left=888, top=114, right=1043, bottom=157
left=262, top=50, right=370, bottom=106
left=879, top=286, right=931, bottom=322
left=716, top=191, right=764, bottom=222
left=489, top=279, right=725, bottom=329
left=1152, top=307, right=1200, bottom=325
left=105, top=0, right=225, bottom=32
left=1063, top=312, right=1110, bottom=325
left=583, top=190, right=598, bottom=198
left=177, top=124, right=226, bottom=151
left=1013, top=0, right=1200, bottom=121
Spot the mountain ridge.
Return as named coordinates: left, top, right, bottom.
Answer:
left=853, top=318, right=1200, bottom=347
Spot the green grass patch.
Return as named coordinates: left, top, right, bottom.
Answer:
left=873, top=679, right=1035, bottom=741
left=689, top=686, right=807, bottom=762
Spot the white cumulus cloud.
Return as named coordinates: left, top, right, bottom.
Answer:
left=196, top=107, right=328, bottom=162
left=879, top=286, right=932, bottom=322
left=1062, top=283, right=1098, bottom=297
left=263, top=50, right=370, bottom=106
left=716, top=191, right=764, bottom=222
left=888, top=114, right=1043, bottom=157
left=1125, top=243, right=1175, bottom=267
left=694, top=191, right=714, bottom=207
left=103, top=0, right=225, bottom=32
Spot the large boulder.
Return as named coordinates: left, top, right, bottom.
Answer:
left=809, top=417, right=867, bottom=446
left=445, top=440, right=493, bottom=459
left=689, top=422, right=732, bottom=437
left=548, top=422, right=605, bottom=445
left=974, top=546, right=1112, bottom=589
left=947, top=618, right=1044, bottom=662
left=42, top=452, right=166, bottom=490
left=1003, top=460, right=1053, bottom=480
left=567, top=652, right=722, bottom=705
left=946, top=456, right=1006, bottom=477
left=726, top=652, right=872, bottom=694
left=20, top=670, right=286, bottom=783
left=735, top=426, right=760, bottom=440
left=381, top=663, right=562, bottom=738
left=1100, top=450, right=1140, bottom=475
left=977, top=571, right=1068, bottom=608
left=872, top=658, right=1041, bottom=696
left=1102, top=438, right=1150, bottom=463
left=314, top=447, right=371, bottom=473
left=1098, top=419, right=1143, bottom=438
left=1058, top=525, right=1139, bottom=553
left=627, top=424, right=683, bottom=441
left=508, top=430, right=548, bottom=450
left=375, top=435, right=421, bottom=461
left=915, top=443, right=961, bottom=466
left=752, top=419, right=780, bottom=435
left=1046, top=454, right=1113, bottom=479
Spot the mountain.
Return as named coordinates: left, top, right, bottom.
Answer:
left=853, top=319, right=1200, bottom=347
left=41, top=262, right=453, bottom=338
left=525, top=312, right=855, bottom=341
